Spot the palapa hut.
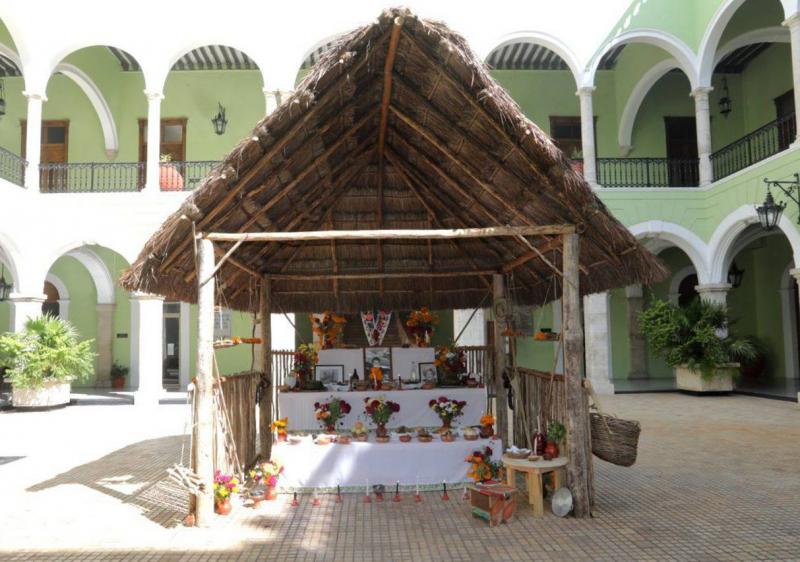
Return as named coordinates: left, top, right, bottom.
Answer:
left=121, top=7, right=666, bottom=524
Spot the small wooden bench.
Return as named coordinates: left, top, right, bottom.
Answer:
left=467, top=482, right=517, bottom=527
left=502, top=455, right=567, bottom=517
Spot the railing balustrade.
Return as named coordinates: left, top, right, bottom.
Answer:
left=711, top=112, right=796, bottom=181
left=595, top=157, right=699, bottom=187
left=159, top=160, right=219, bottom=191
left=38, top=162, right=145, bottom=193
left=0, top=146, right=26, bottom=186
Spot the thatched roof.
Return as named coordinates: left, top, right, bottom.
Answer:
left=121, top=8, right=666, bottom=313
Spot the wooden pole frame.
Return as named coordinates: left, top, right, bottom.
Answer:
left=259, top=276, right=273, bottom=459
left=492, top=273, right=508, bottom=449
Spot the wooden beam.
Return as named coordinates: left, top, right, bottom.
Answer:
left=193, top=238, right=216, bottom=526
left=328, top=210, right=339, bottom=306
left=492, top=273, right=508, bottom=449
left=501, top=237, right=562, bottom=273
left=273, top=287, right=490, bottom=296
left=204, top=225, right=575, bottom=243
left=562, top=232, right=593, bottom=518
left=258, top=276, right=272, bottom=459
left=268, top=269, right=497, bottom=281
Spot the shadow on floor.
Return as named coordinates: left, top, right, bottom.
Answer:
left=27, top=435, right=190, bottom=528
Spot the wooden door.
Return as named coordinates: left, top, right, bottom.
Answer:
left=21, top=120, right=69, bottom=192
left=774, top=90, right=795, bottom=151
left=138, top=118, right=187, bottom=189
left=664, top=116, right=699, bottom=186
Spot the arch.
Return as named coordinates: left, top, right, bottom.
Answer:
left=44, top=273, right=69, bottom=301
left=43, top=246, right=116, bottom=305
left=714, top=26, right=789, bottom=67
left=668, top=265, right=698, bottom=303
left=159, top=42, right=266, bottom=93
left=484, top=31, right=583, bottom=85
left=708, top=205, right=800, bottom=283
left=298, top=31, right=346, bottom=74
left=585, top=29, right=698, bottom=88
left=0, top=231, right=22, bottom=291
left=628, top=220, right=711, bottom=283
left=618, top=58, right=681, bottom=153
left=780, top=261, right=799, bottom=380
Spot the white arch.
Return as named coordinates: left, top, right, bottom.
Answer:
left=708, top=204, right=800, bottom=282
left=0, top=231, right=23, bottom=291
left=585, top=29, right=698, bottom=88
left=484, top=31, right=583, bottom=85
left=44, top=273, right=69, bottom=301
left=714, top=26, right=789, bottom=67
left=628, top=220, right=711, bottom=283
left=158, top=42, right=266, bottom=94
left=668, top=265, right=698, bottom=304
left=618, top=58, right=681, bottom=153
left=52, top=63, right=119, bottom=159
left=51, top=247, right=116, bottom=305
left=297, top=31, right=347, bottom=76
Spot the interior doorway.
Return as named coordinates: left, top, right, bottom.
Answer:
left=664, top=116, right=699, bottom=186
left=42, top=281, right=60, bottom=317
left=21, top=120, right=69, bottom=192
left=774, top=89, right=796, bottom=151
left=163, top=302, right=181, bottom=388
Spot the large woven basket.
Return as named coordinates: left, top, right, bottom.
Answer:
left=590, top=412, right=641, bottom=467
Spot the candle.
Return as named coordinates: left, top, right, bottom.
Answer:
left=366, top=479, right=369, bottom=495
left=395, top=481, right=399, bottom=495
left=415, top=477, right=419, bottom=495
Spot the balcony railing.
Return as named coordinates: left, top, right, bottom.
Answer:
left=159, top=160, right=219, bottom=191
left=595, top=157, right=699, bottom=187
left=0, top=146, right=26, bottom=186
left=38, top=162, right=145, bottom=193
left=711, top=112, right=796, bottom=181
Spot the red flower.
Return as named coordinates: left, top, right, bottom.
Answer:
left=428, top=399, right=436, bottom=407
left=438, top=396, right=447, bottom=403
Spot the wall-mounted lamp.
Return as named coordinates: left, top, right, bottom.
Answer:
left=718, top=78, right=732, bottom=118
left=211, top=102, right=227, bottom=135
left=757, top=173, right=799, bottom=230
left=727, top=261, right=744, bottom=288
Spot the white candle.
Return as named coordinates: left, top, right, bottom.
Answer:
left=415, top=476, right=419, bottom=495
left=366, top=479, right=369, bottom=495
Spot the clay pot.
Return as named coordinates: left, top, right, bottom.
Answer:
left=355, top=433, right=369, bottom=442
left=479, top=425, right=494, bottom=439
left=111, top=376, right=125, bottom=390
left=159, top=163, right=184, bottom=191
left=437, top=419, right=452, bottom=433
left=265, top=485, right=278, bottom=501
left=214, top=498, right=232, bottom=515
left=399, top=434, right=412, bottom=443
left=325, top=424, right=336, bottom=433
left=376, top=423, right=388, bottom=438
left=337, top=435, right=351, bottom=444
left=544, top=441, right=559, bottom=458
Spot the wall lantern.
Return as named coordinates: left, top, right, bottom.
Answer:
left=0, top=263, right=12, bottom=301
left=718, top=78, right=732, bottom=118
left=727, top=261, right=744, bottom=288
left=758, top=173, right=800, bottom=230
left=211, top=102, right=227, bottom=135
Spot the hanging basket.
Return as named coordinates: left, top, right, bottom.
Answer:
left=590, top=412, right=641, bottom=467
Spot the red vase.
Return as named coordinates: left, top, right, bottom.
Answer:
left=544, top=441, right=559, bottom=458
left=265, top=485, right=278, bottom=501
left=479, top=424, right=494, bottom=439
left=376, top=423, right=388, bottom=438
left=214, top=498, right=232, bottom=515
left=325, top=424, right=335, bottom=433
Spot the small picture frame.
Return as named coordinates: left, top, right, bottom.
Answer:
left=364, top=347, right=392, bottom=380
left=315, top=364, right=345, bottom=385
left=418, top=362, right=438, bottom=384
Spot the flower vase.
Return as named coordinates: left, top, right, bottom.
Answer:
left=276, top=433, right=287, bottom=443
left=376, top=423, right=388, bottom=438
left=265, top=485, right=278, bottom=501
left=325, top=424, right=335, bottom=433
left=438, top=419, right=452, bottom=433
left=544, top=441, right=559, bottom=458
left=479, top=424, right=494, bottom=439
left=214, top=498, right=232, bottom=515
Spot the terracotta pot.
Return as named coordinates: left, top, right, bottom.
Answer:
left=111, top=376, right=125, bottom=390
left=376, top=423, right=388, bottom=438
left=265, top=485, right=278, bottom=501
left=399, top=434, right=412, bottom=443
left=355, top=433, right=369, bottom=442
left=276, top=433, right=287, bottom=443
left=325, top=424, right=335, bottom=433
left=214, top=498, right=232, bottom=515
left=159, top=163, right=184, bottom=191
left=438, top=419, right=452, bottom=433
left=544, top=441, right=559, bottom=458
left=337, top=434, right=351, bottom=444
left=479, top=424, right=494, bottom=439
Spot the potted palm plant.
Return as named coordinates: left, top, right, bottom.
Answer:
left=639, top=299, right=756, bottom=393
left=0, top=315, right=95, bottom=408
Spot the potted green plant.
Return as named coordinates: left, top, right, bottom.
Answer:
left=545, top=420, right=565, bottom=458
left=0, top=315, right=95, bottom=408
left=639, top=299, right=756, bottom=393
left=110, top=362, right=128, bottom=389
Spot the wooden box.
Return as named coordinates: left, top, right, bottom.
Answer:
left=468, top=483, right=517, bottom=527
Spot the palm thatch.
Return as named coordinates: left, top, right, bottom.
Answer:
left=120, top=7, right=666, bottom=313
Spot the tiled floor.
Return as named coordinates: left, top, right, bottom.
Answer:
left=1, top=393, right=799, bottom=561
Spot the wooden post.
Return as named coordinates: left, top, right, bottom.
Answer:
left=194, top=238, right=216, bottom=526
left=259, top=276, right=273, bottom=459
left=492, top=274, right=508, bottom=448
left=562, top=233, right=593, bottom=517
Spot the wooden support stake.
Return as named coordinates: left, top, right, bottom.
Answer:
left=194, top=238, right=216, bottom=526
left=259, top=276, right=273, bottom=459
left=562, top=232, right=593, bottom=518
left=492, top=274, right=508, bottom=449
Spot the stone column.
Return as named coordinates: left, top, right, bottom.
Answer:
left=583, top=292, right=615, bottom=394
left=696, top=282, right=732, bottom=337
left=783, top=13, right=800, bottom=144
left=691, top=86, right=714, bottom=186
left=23, top=92, right=46, bottom=190
left=129, top=292, right=164, bottom=407
left=8, top=293, right=45, bottom=331
left=95, top=303, right=115, bottom=387
left=179, top=301, right=191, bottom=391
left=577, top=86, right=598, bottom=187
left=626, top=284, right=648, bottom=380
left=263, top=89, right=278, bottom=116
left=144, top=91, right=163, bottom=193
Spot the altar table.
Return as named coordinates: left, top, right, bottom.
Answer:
left=272, top=434, right=502, bottom=491
left=278, top=387, right=487, bottom=431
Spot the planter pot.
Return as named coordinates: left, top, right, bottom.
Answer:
left=12, top=381, right=71, bottom=408
left=214, top=498, right=232, bottom=515
left=264, top=485, right=278, bottom=501
left=111, top=376, right=125, bottom=390
left=675, top=364, right=737, bottom=393
left=544, top=441, right=559, bottom=458
left=160, top=164, right=184, bottom=191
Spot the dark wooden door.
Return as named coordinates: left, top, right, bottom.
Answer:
left=774, top=90, right=795, bottom=151
left=22, top=120, right=69, bottom=192
left=664, top=116, right=699, bottom=186
left=138, top=118, right=187, bottom=188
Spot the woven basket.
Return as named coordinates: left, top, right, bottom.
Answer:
left=590, top=412, right=641, bottom=467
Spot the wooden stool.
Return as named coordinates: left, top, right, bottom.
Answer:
left=502, top=455, right=567, bottom=518
left=468, top=483, right=517, bottom=527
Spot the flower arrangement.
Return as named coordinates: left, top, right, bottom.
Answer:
left=314, top=396, right=352, bottom=431
left=311, top=311, right=347, bottom=349
left=291, top=343, right=318, bottom=388
left=271, top=417, right=288, bottom=442
left=479, top=413, right=495, bottom=438
left=213, top=470, right=240, bottom=514
left=406, top=307, right=439, bottom=347
left=465, top=446, right=503, bottom=483
left=434, top=345, right=467, bottom=382
left=429, top=396, right=467, bottom=428
left=249, top=460, right=284, bottom=489
left=364, top=395, right=400, bottom=434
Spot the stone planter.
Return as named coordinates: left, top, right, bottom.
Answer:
left=675, top=364, right=738, bottom=393
left=12, top=381, right=71, bottom=408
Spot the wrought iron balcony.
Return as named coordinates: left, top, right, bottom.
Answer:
left=711, top=112, right=796, bottom=181
left=594, top=157, right=699, bottom=188
left=158, top=160, right=219, bottom=191
left=38, top=162, right=145, bottom=193
left=0, top=146, right=26, bottom=186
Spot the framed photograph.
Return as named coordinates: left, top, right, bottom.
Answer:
left=364, top=347, right=392, bottom=380
left=418, top=362, right=438, bottom=384
left=315, top=364, right=345, bottom=385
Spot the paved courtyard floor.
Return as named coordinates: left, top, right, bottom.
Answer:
left=1, top=393, right=799, bottom=561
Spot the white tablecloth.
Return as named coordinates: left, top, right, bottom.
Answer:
left=272, top=435, right=502, bottom=491
left=278, top=387, right=487, bottom=430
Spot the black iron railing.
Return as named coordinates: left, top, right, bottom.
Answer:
left=0, top=146, right=26, bottom=186
left=38, top=162, right=145, bottom=193
left=595, top=157, right=699, bottom=187
left=711, top=112, right=796, bottom=181
left=159, top=160, right=219, bottom=191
